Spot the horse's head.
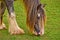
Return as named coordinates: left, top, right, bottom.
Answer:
left=34, top=4, right=46, bottom=35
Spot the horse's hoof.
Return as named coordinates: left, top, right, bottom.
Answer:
left=9, top=28, right=25, bottom=35
left=0, top=23, right=7, bottom=30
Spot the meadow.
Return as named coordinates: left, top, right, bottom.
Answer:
left=0, top=0, right=60, bottom=40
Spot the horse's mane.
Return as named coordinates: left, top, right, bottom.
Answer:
left=23, top=0, right=40, bottom=33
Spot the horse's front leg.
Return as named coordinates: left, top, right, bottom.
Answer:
left=0, top=1, right=6, bottom=29
left=5, top=0, right=25, bottom=35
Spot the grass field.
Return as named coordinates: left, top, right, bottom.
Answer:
left=0, top=0, right=60, bottom=40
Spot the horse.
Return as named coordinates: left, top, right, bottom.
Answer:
left=0, top=0, right=46, bottom=36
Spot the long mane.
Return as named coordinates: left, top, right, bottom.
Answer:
left=23, top=0, right=40, bottom=33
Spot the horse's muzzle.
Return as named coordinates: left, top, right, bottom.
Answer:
left=34, top=23, right=40, bottom=35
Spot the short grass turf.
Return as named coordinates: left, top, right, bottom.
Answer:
left=0, top=0, right=60, bottom=40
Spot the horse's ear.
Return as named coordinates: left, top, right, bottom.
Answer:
left=37, top=4, right=46, bottom=10
left=42, top=4, right=46, bottom=8
left=37, top=4, right=42, bottom=10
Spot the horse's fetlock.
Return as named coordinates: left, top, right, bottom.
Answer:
left=9, top=13, right=15, bottom=18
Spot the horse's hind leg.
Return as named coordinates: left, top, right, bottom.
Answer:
left=4, top=0, right=24, bottom=34
left=0, top=1, right=6, bottom=29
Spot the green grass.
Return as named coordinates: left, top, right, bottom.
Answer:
left=0, top=0, right=60, bottom=40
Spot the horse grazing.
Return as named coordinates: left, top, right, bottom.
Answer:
left=0, top=0, right=46, bottom=36
left=23, top=0, right=46, bottom=35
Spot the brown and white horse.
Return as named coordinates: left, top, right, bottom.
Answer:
left=0, top=0, right=46, bottom=36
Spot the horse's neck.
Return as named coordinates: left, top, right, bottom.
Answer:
left=23, top=0, right=40, bottom=12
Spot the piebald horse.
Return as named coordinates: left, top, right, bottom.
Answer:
left=0, top=0, right=46, bottom=36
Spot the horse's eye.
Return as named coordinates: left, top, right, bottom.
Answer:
left=37, top=13, right=40, bottom=17
left=37, top=13, right=40, bottom=19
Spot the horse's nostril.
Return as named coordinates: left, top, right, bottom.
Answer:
left=34, top=23, right=40, bottom=34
